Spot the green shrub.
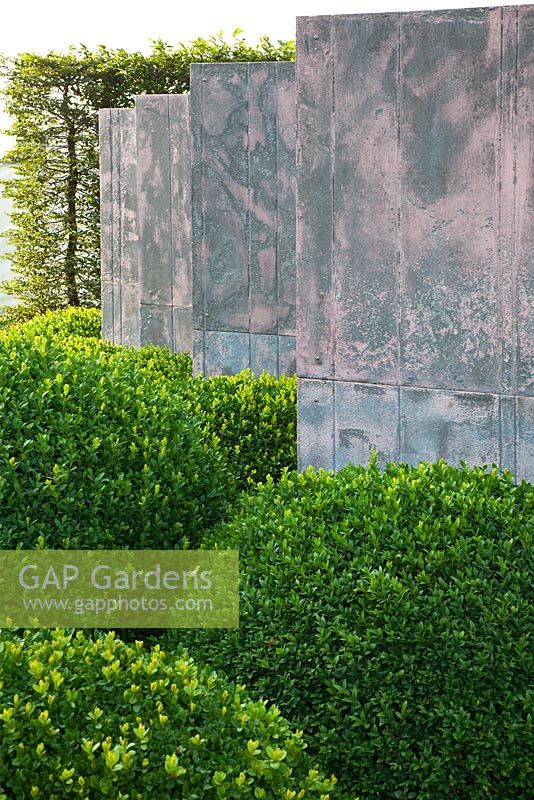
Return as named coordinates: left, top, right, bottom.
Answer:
left=174, top=461, right=534, bottom=799
left=178, top=372, right=297, bottom=489
left=12, top=307, right=103, bottom=341
left=1, top=309, right=296, bottom=493
left=0, top=331, right=233, bottom=549
left=0, top=629, right=337, bottom=799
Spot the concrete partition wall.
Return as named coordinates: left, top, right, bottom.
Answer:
left=99, top=96, right=192, bottom=353
left=99, top=108, right=140, bottom=346
left=136, top=95, right=192, bottom=353
left=191, top=62, right=296, bottom=376
left=297, top=6, right=534, bottom=480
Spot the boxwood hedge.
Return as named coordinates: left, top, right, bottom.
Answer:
left=1, top=310, right=297, bottom=492
left=11, top=307, right=102, bottom=341
left=0, top=629, right=338, bottom=799
left=0, top=330, right=233, bottom=549
left=175, top=460, right=534, bottom=800
left=179, top=371, right=296, bottom=488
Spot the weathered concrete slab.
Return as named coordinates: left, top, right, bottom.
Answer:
left=140, top=304, right=173, bottom=350
left=99, top=108, right=139, bottom=346
left=400, top=387, right=501, bottom=466
left=516, top=5, right=534, bottom=396
left=335, top=382, right=399, bottom=469
left=297, top=379, right=335, bottom=471
left=297, top=6, right=534, bottom=481
left=99, top=97, right=191, bottom=352
left=191, top=62, right=297, bottom=377
left=250, top=334, right=279, bottom=376
left=137, top=95, right=173, bottom=308
left=204, top=331, right=250, bottom=376
left=517, top=396, right=534, bottom=481
left=278, top=335, right=297, bottom=376
left=136, top=95, right=192, bottom=353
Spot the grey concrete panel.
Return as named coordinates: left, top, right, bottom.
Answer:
left=276, top=63, right=297, bottom=336
left=140, top=304, right=173, bottom=349
left=278, top=335, right=297, bottom=376
left=516, top=6, right=534, bottom=395
left=173, top=308, right=192, bottom=354
left=297, top=378, right=335, bottom=471
left=400, top=9, right=501, bottom=393
left=516, top=395, right=534, bottom=481
left=112, top=280, right=122, bottom=345
left=204, top=330, right=250, bottom=376
left=296, top=16, right=335, bottom=379
left=99, top=110, right=113, bottom=285
left=137, top=96, right=173, bottom=307
left=118, top=110, right=138, bottom=286
left=400, top=387, right=501, bottom=467
left=191, top=63, right=250, bottom=332
left=249, top=66, right=278, bottom=334
left=192, top=329, right=204, bottom=375
left=101, top=280, right=115, bottom=343
left=500, top=395, right=517, bottom=476
left=169, top=95, right=192, bottom=310
left=99, top=109, right=139, bottom=345
left=190, top=62, right=296, bottom=377
left=297, top=7, right=534, bottom=482
left=110, top=110, right=122, bottom=286
left=500, top=9, right=520, bottom=395
left=335, top=381, right=400, bottom=469
left=121, top=283, right=140, bottom=348
left=333, top=14, right=399, bottom=384
left=250, top=333, right=278, bottom=376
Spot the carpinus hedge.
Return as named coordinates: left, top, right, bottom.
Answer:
left=175, top=460, right=534, bottom=800
left=0, top=629, right=338, bottom=800
left=0, top=330, right=233, bottom=549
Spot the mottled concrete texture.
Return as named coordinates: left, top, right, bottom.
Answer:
left=99, top=108, right=140, bottom=346
left=191, top=62, right=296, bottom=376
left=297, top=5, right=534, bottom=480
left=137, top=94, right=192, bottom=352
left=99, top=96, right=192, bottom=353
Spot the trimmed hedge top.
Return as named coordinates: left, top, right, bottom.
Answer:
left=0, top=330, right=233, bottom=549
left=176, top=460, right=534, bottom=800
left=1, top=309, right=297, bottom=494
left=0, top=629, right=337, bottom=799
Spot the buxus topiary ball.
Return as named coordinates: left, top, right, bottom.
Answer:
left=0, top=629, right=338, bottom=799
left=174, top=460, right=534, bottom=800
left=0, top=330, right=233, bottom=549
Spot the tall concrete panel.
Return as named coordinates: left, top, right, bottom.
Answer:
left=100, top=96, right=192, bottom=354
left=191, top=62, right=296, bottom=376
left=99, top=108, right=140, bottom=347
left=297, top=6, right=534, bottom=480
left=137, top=94, right=192, bottom=352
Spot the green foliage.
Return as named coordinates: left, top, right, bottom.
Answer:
left=174, top=461, right=534, bottom=799
left=8, top=306, right=102, bottom=339
left=176, top=372, right=297, bottom=489
left=0, top=629, right=337, bottom=799
left=0, top=330, right=234, bottom=549
left=0, top=34, right=295, bottom=317
left=1, top=309, right=297, bottom=489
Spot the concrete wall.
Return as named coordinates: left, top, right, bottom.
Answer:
left=191, top=62, right=296, bottom=376
left=296, top=5, right=534, bottom=481
left=137, top=95, right=192, bottom=353
left=100, top=63, right=296, bottom=376
left=99, top=96, right=192, bottom=353
left=99, top=108, right=140, bottom=346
